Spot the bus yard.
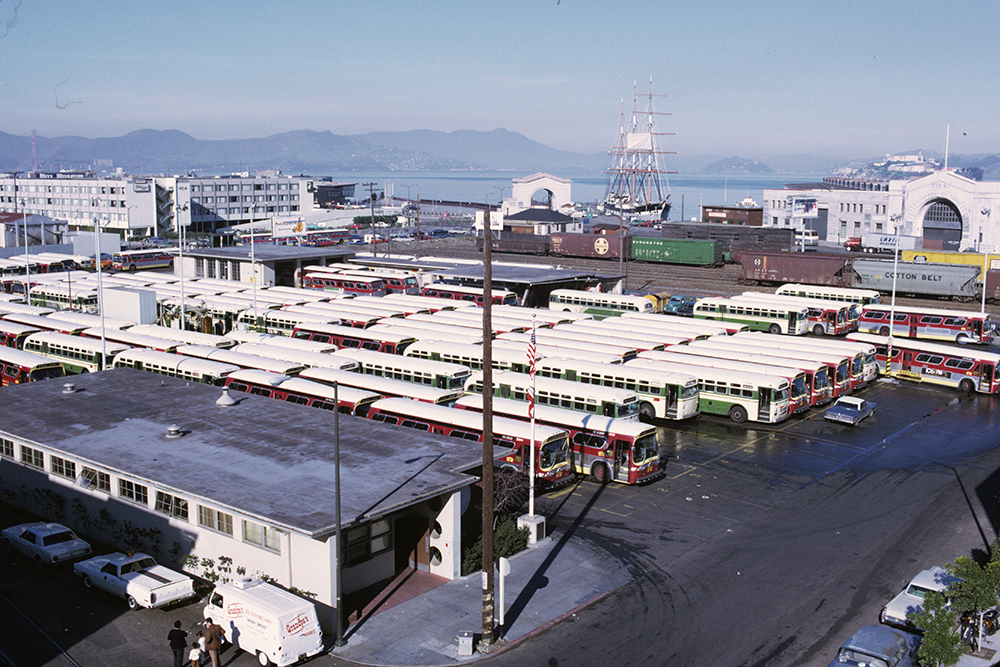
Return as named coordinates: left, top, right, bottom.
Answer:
left=3, top=249, right=1000, bottom=666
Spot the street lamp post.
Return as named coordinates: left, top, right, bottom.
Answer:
left=93, top=216, right=107, bottom=365
left=19, top=198, right=29, bottom=303
left=249, top=207, right=259, bottom=329
left=177, top=203, right=189, bottom=330
left=887, top=214, right=903, bottom=376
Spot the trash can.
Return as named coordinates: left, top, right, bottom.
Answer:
left=457, top=631, right=474, bottom=656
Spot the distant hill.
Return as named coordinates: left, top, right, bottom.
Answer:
left=701, top=156, right=773, bottom=173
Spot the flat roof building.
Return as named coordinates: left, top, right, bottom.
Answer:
left=0, top=369, right=489, bottom=631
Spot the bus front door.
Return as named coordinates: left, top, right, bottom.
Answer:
left=758, top=389, right=771, bottom=421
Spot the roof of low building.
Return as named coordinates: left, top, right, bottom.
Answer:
left=0, top=369, right=487, bottom=537
left=177, top=245, right=356, bottom=262
left=505, top=208, right=573, bottom=223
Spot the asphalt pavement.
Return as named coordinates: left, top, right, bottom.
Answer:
left=327, top=527, right=632, bottom=666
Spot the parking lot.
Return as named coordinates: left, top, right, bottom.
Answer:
left=2, top=377, right=999, bottom=667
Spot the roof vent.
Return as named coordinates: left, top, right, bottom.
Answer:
left=165, top=424, right=184, bottom=439
left=62, top=383, right=77, bottom=394
left=216, top=387, right=237, bottom=407
left=233, top=577, right=261, bottom=590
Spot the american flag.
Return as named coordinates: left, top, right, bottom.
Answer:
left=526, top=323, right=537, bottom=419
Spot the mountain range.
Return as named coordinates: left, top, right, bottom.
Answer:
left=0, top=128, right=997, bottom=179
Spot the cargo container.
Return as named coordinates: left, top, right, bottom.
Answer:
left=478, top=232, right=550, bottom=255
left=629, top=237, right=723, bottom=267
left=736, top=251, right=853, bottom=286
left=901, top=249, right=1000, bottom=271
left=659, top=223, right=794, bottom=261
left=550, top=232, right=627, bottom=259
left=851, top=259, right=980, bottom=300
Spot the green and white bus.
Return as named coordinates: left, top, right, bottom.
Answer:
left=548, top=289, right=657, bottom=319
left=23, top=331, right=130, bottom=373
left=692, top=296, right=809, bottom=336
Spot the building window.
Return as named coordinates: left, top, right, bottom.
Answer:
left=231, top=262, right=240, bottom=281
left=155, top=491, right=189, bottom=521
left=20, top=445, right=43, bottom=469
left=119, top=479, right=149, bottom=506
left=80, top=467, right=111, bottom=492
left=195, top=258, right=204, bottom=277
left=50, top=456, right=76, bottom=479
left=345, top=518, right=393, bottom=566
left=0, top=438, right=13, bottom=459
left=242, top=520, right=281, bottom=552
left=198, top=506, right=234, bottom=536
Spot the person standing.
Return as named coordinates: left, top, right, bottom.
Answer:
left=188, top=641, right=202, bottom=667
left=167, top=620, right=188, bottom=667
left=203, top=618, right=226, bottom=667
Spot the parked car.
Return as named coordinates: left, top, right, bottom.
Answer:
left=824, top=396, right=877, bottom=425
left=880, top=565, right=959, bottom=631
left=1, top=522, right=91, bottom=565
left=663, top=295, right=699, bottom=315
left=826, top=625, right=916, bottom=667
left=73, top=552, right=196, bottom=610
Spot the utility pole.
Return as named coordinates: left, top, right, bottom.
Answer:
left=480, top=204, right=495, bottom=652
left=364, top=182, right=378, bottom=256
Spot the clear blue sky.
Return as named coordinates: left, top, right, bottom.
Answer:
left=1, top=0, right=997, bottom=160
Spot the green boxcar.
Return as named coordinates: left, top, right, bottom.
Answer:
left=629, top=238, right=723, bottom=267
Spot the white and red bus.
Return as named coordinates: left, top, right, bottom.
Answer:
left=0, top=346, right=65, bottom=385
left=223, top=369, right=383, bottom=415
left=847, top=332, right=1000, bottom=394
left=734, top=292, right=858, bottom=336
left=455, top=395, right=662, bottom=486
left=298, top=366, right=464, bottom=406
left=858, top=305, right=993, bottom=345
left=365, top=397, right=573, bottom=488
left=0, top=320, right=42, bottom=349
left=302, top=272, right=388, bottom=297
left=420, top=283, right=519, bottom=306
left=291, top=322, right=417, bottom=354
left=111, top=249, right=174, bottom=272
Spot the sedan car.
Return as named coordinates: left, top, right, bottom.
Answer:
left=663, top=295, right=699, bottom=315
left=824, top=396, right=876, bottom=425
left=880, top=566, right=959, bottom=631
left=1, top=522, right=92, bottom=565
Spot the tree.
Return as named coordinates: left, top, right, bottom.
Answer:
left=912, top=590, right=966, bottom=667
left=947, top=546, right=1000, bottom=652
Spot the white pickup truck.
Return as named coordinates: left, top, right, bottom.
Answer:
left=73, top=552, right=196, bottom=610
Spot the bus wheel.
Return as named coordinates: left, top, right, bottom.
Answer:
left=728, top=405, right=748, bottom=424
left=128, top=264, right=137, bottom=272
left=959, top=378, right=975, bottom=394
left=879, top=326, right=890, bottom=336
left=768, top=324, right=781, bottom=335
left=591, top=463, right=611, bottom=485
left=812, top=324, right=825, bottom=336
left=639, top=402, right=655, bottom=421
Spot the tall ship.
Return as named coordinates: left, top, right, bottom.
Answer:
left=601, top=79, right=675, bottom=222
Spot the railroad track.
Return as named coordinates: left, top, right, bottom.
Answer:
left=392, top=237, right=1000, bottom=316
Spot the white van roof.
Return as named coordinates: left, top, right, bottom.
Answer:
left=222, top=579, right=316, bottom=616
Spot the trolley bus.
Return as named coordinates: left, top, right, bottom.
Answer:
left=533, top=356, right=701, bottom=421
left=561, top=318, right=710, bottom=344
left=379, top=317, right=496, bottom=341
left=3, top=313, right=89, bottom=335
left=223, top=370, right=383, bottom=415
left=112, top=348, right=239, bottom=385
left=620, top=311, right=750, bottom=336
left=44, top=311, right=137, bottom=332
left=175, top=345, right=307, bottom=376
left=551, top=321, right=691, bottom=349
left=0, top=320, right=42, bottom=349
left=776, top=283, right=881, bottom=306
left=492, top=337, right=631, bottom=365
left=693, top=296, right=810, bottom=335
left=464, top=369, right=642, bottom=421
left=733, top=292, right=857, bottom=336
left=298, top=366, right=464, bottom=406
left=24, top=331, right=130, bottom=373
left=326, top=269, right=420, bottom=295
left=846, top=333, right=1000, bottom=394
left=629, top=357, right=791, bottom=424
left=129, top=324, right=238, bottom=349
left=229, top=343, right=360, bottom=371
left=370, top=293, right=476, bottom=313
left=291, top=322, right=417, bottom=354
left=233, top=308, right=341, bottom=336
left=421, top=283, right=519, bottom=306
left=279, top=304, right=392, bottom=329
left=223, top=331, right=338, bottom=354
left=455, top=395, right=662, bottom=485
left=497, top=330, right=640, bottom=360
left=734, top=331, right=878, bottom=387
left=364, top=398, right=573, bottom=488
left=332, top=348, right=471, bottom=390
left=0, top=346, right=65, bottom=385
left=491, top=305, right=593, bottom=326
left=302, top=272, right=389, bottom=297
left=366, top=323, right=485, bottom=346
left=80, top=327, right=182, bottom=353
left=548, top=289, right=658, bottom=319
left=405, top=340, right=539, bottom=373
left=111, top=249, right=174, bottom=272
left=404, top=311, right=528, bottom=335
left=28, top=286, right=99, bottom=312
left=857, top=305, right=993, bottom=345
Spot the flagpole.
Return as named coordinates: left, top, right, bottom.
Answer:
left=528, top=314, right=537, bottom=518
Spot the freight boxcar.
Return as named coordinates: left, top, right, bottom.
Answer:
left=987, top=271, right=1000, bottom=305
left=478, top=232, right=550, bottom=255
left=629, top=237, right=723, bottom=267
left=851, top=259, right=980, bottom=301
left=736, top=251, right=853, bottom=286
left=659, top=223, right=795, bottom=261
left=550, top=232, right=627, bottom=259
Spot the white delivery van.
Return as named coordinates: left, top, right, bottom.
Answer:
left=204, top=578, right=323, bottom=667
left=795, top=229, right=819, bottom=246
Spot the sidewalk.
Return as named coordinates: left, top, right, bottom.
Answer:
left=958, top=632, right=1000, bottom=667
left=328, top=528, right=633, bottom=666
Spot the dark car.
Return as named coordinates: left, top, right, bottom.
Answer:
left=663, top=295, right=699, bottom=315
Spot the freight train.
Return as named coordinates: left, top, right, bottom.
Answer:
left=736, top=250, right=996, bottom=301
left=657, top=223, right=796, bottom=260
left=479, top=232, right=724, bottom=267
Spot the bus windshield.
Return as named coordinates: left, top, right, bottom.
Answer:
left=30, top=366, right=65, bottom=381
left=633, top=431, right=658, bottom=465
left=541, top=436, right=570, bottom=469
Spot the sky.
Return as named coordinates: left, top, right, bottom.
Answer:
left=1, top=0, right=998, bottom=161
